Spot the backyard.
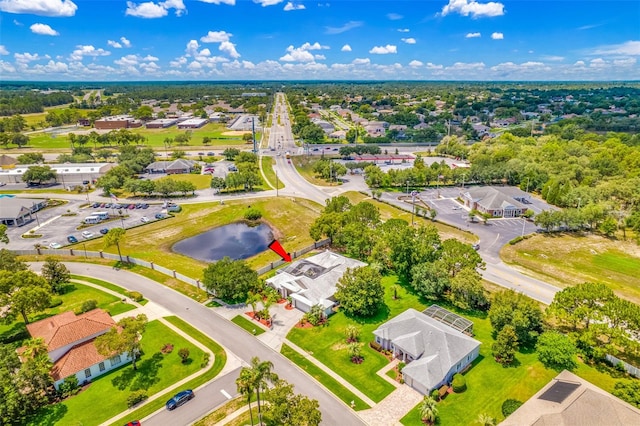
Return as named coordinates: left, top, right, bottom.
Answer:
left=27, top=320, right=206, bottom=426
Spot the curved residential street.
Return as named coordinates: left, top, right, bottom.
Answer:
left=29, top=262, right=365, bottom=426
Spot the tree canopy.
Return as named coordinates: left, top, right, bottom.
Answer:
left=202, top=257, right=260, bottom=302
left=335, top=266, right=385, bottom=318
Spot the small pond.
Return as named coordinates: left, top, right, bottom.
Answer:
left=173, top=222, right=274, bottom=262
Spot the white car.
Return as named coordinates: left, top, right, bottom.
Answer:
left=82, top=231, right=95, bottom=239
left=140, top=216, right=149, bottom=223
left=49, top=242, right=62, bottom=249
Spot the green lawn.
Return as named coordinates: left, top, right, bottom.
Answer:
left=287, top=275, right=417, bottom=403
left=232, top=314, right=266, bottom=335
left=399, top=302, right=628, bottom=425
left=0, top=282, right=135, bottom=339
left=28, top=320, right=205, bottom=426
left=114, top=316, right=227, bottom=425
left=281, top=344, right=369, bottom=410
left=261, top=156, right=284, bottom=190
left=501, top=233, right=640, bottom=304
left=70, top=275, right=149, bottom=305
left=291, top=156, right=340, bottom=187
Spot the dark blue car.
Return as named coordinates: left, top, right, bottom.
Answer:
left=67, top=235, right=78, bottom=243
left=165, top=390, right=194, bottom=410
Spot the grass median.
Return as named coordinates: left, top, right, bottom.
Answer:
left=108, top=316, right=227, bottom=425
left=231, top=315, right=266, bottom=335
left=261, top=156, right=284, bottom=190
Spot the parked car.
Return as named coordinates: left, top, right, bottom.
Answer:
left=67, top=235, right=78, bottom=243
left=135, top=203, right=143, bottom=209
left=128, top=204, right=136, bottom=209
left=155, top=213, right=165, bottom=219
left=99, top=203, right=106, bottom=208
left=124, top=421, right=141, bottom=426
left=198, top=152, right=204, bottom=156
left=92, top=202, right=100, bottom=208
left=140, top=216, right=149, bottom=223
left=142, top=203, right=149, bottom=209
left=472, top=243, right=480, bottom=250
left=99, top=228, right=109, bottom=235
left=49, top=242, right=62, bottom=249
left=104, top=203, right=112, bottom=208
left=165, top=390, right=194, bottom=410
left=167, top=204, right=181, bottom=212
left=206, top=151, right=215, bottom=156
left=82, top=231, right=95, bottom=239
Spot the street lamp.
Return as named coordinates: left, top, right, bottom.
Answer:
left=411, top=190, right=418, bottom=226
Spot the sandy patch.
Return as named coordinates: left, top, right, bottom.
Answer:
left=221, top=130, right=251, bottom=136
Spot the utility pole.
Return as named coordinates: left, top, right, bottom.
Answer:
left=275, top=169, right=279, bottom=197
left=411, top=190, right=417, bottom=226
left=252, top=117, right=257, bottom=153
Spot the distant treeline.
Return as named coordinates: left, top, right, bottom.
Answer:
left=0, top=91, right=74, bottom=116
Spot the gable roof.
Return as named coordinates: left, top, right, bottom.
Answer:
left=500, top=370, right=640, bottom=426
left=26, top=309, right=115, bottom=353
left=145, top=159, right=195, bottom=171
left=373, top=308, right=480, bottom=390
left=464, top=187, right=525, bottom=211
left=267, top=250, right=366, bottom=308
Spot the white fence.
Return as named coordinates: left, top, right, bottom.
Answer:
left=14, top=237, right=331, bottom=291
left=606, top=354, right=640, bottom=378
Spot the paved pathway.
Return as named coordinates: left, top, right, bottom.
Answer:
left=358, top=384, right=423, bottom=426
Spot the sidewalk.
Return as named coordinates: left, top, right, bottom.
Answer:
left=72, top=279, right=241, bottom=426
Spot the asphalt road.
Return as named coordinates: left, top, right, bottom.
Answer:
left=29, top=262, right=365, bottom=426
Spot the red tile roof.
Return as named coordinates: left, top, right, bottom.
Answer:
left=26, top=309, right=115, bottom=352
left=50, top=339, right=110, bottom=381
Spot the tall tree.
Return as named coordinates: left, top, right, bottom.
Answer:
left=335, top=266, right=385, bottom=317
left=0, top=249, right=27, bottom=272
left=489, top=289, right=543, bottom=348
left=0, top=270, right=52, bottom=324
left=41, top=257, right=70, bottom=294
left=492, top=325, right=518, bottom=365
left=246, top=357, right=278, bottom=424
left=262, top=379, right=322, bottom=426
left=536, top=331, right=578, bottom=371
left=202, top=257, right=260, bottom=302
left=547, top=282, right=615, bottom=331
left=95, top=314, right=148, bottom=370
left=448, top=268, right=488, bottom=310
left=104, top=227, right=126, bottom=262
left=0, top=224, right=9, bottom=245
left=236, top=368, right=256, bottom=426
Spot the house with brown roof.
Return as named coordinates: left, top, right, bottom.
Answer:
left=24, top=309, right=129, bottom=389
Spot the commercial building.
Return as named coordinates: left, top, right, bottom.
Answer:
left=94, top=115, right=142, bottom=130
left=0, top=197, right=47, bottom=227
left=0, top=163, right=115, bottom=185
left=177, top=118, right=208, bottom=129
left=145, top=118, right=179, bottom=129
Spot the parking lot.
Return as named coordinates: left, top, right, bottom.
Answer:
left=5, top=199, right=170, bottom=250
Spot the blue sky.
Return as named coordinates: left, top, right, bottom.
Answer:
left=0, top=0, right=638, bottom=81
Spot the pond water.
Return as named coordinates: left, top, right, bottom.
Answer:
left=173, top=222, right=273, bottom=262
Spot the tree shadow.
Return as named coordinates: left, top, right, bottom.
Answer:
left=111, top=352, right=163, bottom=391
left=27, top=401, right=68, bottom=425
left=344, top=304, right=391, bottom=325
left=58, top=283, right=76, bottom=294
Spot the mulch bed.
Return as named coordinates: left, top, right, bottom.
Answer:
left=295, top=321, right=314, bottom=329
left=245, top=311, right=271, bottom=328
left=284, top=304, right=294, bottom=310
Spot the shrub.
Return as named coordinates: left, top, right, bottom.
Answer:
left=178, top=348, right=190, bottom=364
left=509, top=236, right=525, bottom=245
left=79, top=299, right=98, bottom=314
left=161, top=343, right=174, bottom=354
left=125, top=291, right=144, bottom=302
left=430, top=389, right=440, bottom=401
left=59, top=376, right=80, bottom=398
left=127, top=390, right=148, bottom=408
left=369, top=341, right=382, bottom=352
left=398, top=362, right=406, bottom=372
left=48, top=298, right=63, bottom=308
left=345, top=325, right=360, bottom=343
left=451, top=373, right=467, bottom=393
left=501, top=399, right=523, bottom=417
left=0, top=328, right=29, bottom=345
left=244, top=207, right=262, bottom=221
left=201, top=352, right=210, bottom=368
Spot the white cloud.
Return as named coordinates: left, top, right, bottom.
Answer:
left=325, top=21, right=363, bottom=35
left=14, top=52, right=45, bottom=64
left=465, top=32, right=481, bottom=38
left=0, top=45, right=8, bottom=55
left=491, top=32, right=504, bottom=40
left=0, top=0, right=77, bottom=17
left=107, top=40, right=122, bottom=48
left=426, top=62, right=443, bottom=70
left=40, top=60, right=68, bottom=73
left=591, top=40, right=640, bottom=56
left=114, top=54, right=141, bottom=67
left=540, top=55, right=564, bottom=61
left=185, top=40, right=200, bottom=55
left=253, top=0, right=283, bottom=6
left=447, top=61, right=485, bottom=71
left=280, top=42, right=328, bottom=62
left=13, top=19, right=22, bottom=25
left=1, top=60, right=16, bottom=73
left=120, top=37, right=132, bottom=48
left=187, top=61, right=202, bottom=70
left=283, top=2, right=304, bottom=10
left=219, top=41, right=240, bottom=58
left=352, top=58, right=370, bottom=65
left=613, top=57, right=636, bottom=67
left=397, top=28, right=410, bottom=33
left=197, top=0, right=235, bottom=4
left=441, top=0, right=505, bottom=19
left=200, top=30, right=232, bottom=43
left=169, top=56, right=187, bottom=67
left=30, top=23, right=59, bottom=36
left=341, top=44, right=352, bottom=52
left=125, top=0, right=186, bottom=18
left=408, top=60, right=423, bottom=68
left=401, top=38, right=416, bottom=44
left=242, top=60, right=255, bottom=69
left=143, top=55, right=159, bottom=61
left=70, top=45, right=110, bottom=61
left=369, top=45, right=397, bottom=54
left=387, top=13, right=402, bottom=20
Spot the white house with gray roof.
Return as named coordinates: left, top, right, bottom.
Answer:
left=266, top=250, right=366, bottom=317
left=462, top=186, right=526, bottom=218
left=0, top=197, right=48, bottom=227
left=373, top=308, right=481, bottom=395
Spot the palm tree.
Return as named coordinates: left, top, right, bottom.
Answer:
left=248, top=356, right=278, bottom=424
left=419, top=396, right=439, bottom=425
left=236, top=368, right=255, bottom=426
left=476, top=413, right=496, bottom=426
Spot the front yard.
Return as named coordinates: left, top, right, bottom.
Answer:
left=27, top=320, right=206, bottom=426
left=287, top=275, right=420, bottom=403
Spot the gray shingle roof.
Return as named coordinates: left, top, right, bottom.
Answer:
left=464, top=186, right=525, bottom=210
